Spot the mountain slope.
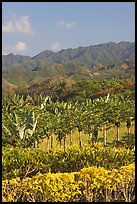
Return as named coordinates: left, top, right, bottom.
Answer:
left=2, top=63, right=92, bottom=86
left=2, top=41, right=135, bottom=71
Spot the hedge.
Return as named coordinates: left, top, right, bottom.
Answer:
left=2, top=163, right=135, bottom=202
left=2, top=144, right=135, bottom=180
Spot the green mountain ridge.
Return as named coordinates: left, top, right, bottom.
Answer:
left=2, top=42, right=135, bottom=93
left=2, top=41, right=135, bottom=71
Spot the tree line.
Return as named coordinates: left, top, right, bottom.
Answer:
left=2, top=91, right=135, bottom=149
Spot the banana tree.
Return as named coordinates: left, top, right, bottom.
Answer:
left=126, top=118, right=131, bottom=146
left=2, top=108, right=38, bottom=148
left=108, top=94, right=126, bottom=145
left=45, top=100, right=67, bottom=150
left=125, top=100, right=135, bottom=146
left=118, top=94, right=135, bottom=146
left=54, top=116, right=66, bottom=149
left=106, top=95, right=121, bottom=144
left=38, top=96, right=59, bottom=149
left=83, top=111, right=99, bottom=145
left=2, top=113, right=17, bottom=146
left=55, top=112, right=70, bottom=150
left=74, top=101, right=86, bottom=147
left=84, top=119, right=93, bottom=144
left=82, top=99, right=93, bottom=144
left=63, top=102, right=76, bottom=146
left=2, top=95, right=35, bottom=147
left=14, top=110, right=38, bottom=147
left=91, top=94, right=112, bottom=146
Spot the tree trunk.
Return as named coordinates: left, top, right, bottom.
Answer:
left=51, top=134, right=53, bottom=149
left=2, top=196, right=8, bottom=202
left=133, top=121, right=135, bottom=134
left=94, top=129, right=98, bottom=143
left=70, top=130, right=72, bottom=146
left=59, top=139, right=62, bottom=149
left=34, top=140, right=38, bottom=148
left=116, top=126, right=119, bottom=145
left=88, top=133, right=91, bottom=144
left=92, top=127, right=94, bottom=145
left=105, top=188, right=111, bottom=202
left=103, top=125, right=107, bottom=146
left=127, top=127, right=130, bottom=146
left=92, top=129, right=94, bottom=146
left=79, top=131, right=82, bottom=147
left=46, top=138, right=49, bottom=150
left=64, top=136, right=66, bottom=151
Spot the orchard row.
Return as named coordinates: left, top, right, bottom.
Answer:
left=2, top=92, right=135, bottom=148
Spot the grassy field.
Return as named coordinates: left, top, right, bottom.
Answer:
left=38, top=121, right=134, bottom=150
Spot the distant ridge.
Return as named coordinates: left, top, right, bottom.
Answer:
left=2, top=41, right=135, bottom=72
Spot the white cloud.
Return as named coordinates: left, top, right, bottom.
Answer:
left=57, top=21, right=76, bottom=29
left=14, top=42, right=27, bottom=52
left=50, top=42, right=61, bottom=52
left=2, top=16, right=33, bottom=34
left=2, top=42, right=27, bottom=55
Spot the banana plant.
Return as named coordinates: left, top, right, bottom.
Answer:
left=2, top=95, right=26, bottom=146
left=119, top=95, right=135, bottom=146
left=14, top=110, right=38, bottom=147
left=107, top=94, right=125, bottom=145
left=63, top=102, right=76, bottom=146
left=54, top=112, right=69, bottom=150
left=91, top=94, right=112, bottom=146
left=82, top=99, right=93, bottom=144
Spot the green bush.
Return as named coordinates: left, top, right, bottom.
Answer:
left=2, top=144, right=135, bottom=180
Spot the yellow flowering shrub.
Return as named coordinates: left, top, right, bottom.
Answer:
left=2, top=163, right=135, bottom=202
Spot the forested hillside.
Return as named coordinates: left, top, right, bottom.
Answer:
left=2, top=41, right=135, bottom=71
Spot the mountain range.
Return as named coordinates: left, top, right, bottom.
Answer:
left=2, top=41, right=135, bottom=90
left=2, top=41, right=135, bottom=72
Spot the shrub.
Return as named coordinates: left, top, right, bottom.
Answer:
left=2, top=163, right=135, bottom=202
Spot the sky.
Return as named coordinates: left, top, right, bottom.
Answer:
left=2, top=2, right=135, bottom=57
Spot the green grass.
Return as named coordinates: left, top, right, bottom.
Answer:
left=38, top=121, right=135, bottom=150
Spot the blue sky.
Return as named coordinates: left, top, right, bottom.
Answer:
left=2, top=2, right=135, bottom=56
